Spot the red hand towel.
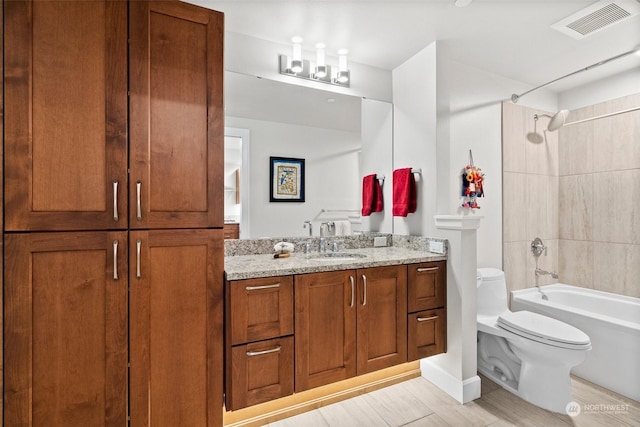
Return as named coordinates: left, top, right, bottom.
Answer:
left=361, top=174, right=376, bottom=216
left=373, top=177, right=384, bottom=213
left=393, top=168, right=417, bottom=217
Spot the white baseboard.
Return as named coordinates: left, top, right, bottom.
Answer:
left=420, top=359, right=481, bottom=404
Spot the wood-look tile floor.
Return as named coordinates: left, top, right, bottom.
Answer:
left=268, top=374, right=640, bottom=427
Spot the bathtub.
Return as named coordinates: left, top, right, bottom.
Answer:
left=511, top=284, right=640, bottom=402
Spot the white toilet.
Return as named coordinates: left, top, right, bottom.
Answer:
left=476, top=268, right=591, bottom=413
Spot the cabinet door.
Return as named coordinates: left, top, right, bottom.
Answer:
left=4, top=0, right=128, bottom=231
left=295, top=270, right=357, bottom=392
left=228, top=336, right=294, bottom=410
left=130, top=229, right=224, bottom=427
left=129, top=1, right=224, bottom=229
left=408, top=308, right=446, bottom=361
left=229, top=276, right=293, bottom=345
left=4, top=232, right=128, bottom=426
left=408, top=261, right=446, bottom=312
left=357, top=265, right=407, bottom=374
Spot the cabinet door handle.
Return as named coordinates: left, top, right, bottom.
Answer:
left=361, top=274, right=367, bottom=306
left=246, top=346, right=281, bottom=357
left=112, top=180, right=119, bottom=222
left=136, top=239, right=142, bottom=278
left=245, top=283, right=280, bottom=291
left=417, top=315, right=438, bottom=322
left=112, top=240, right=119, bottom=280
left=417, top=267, right=438, bottom=273
left=349, top=275, right=355, bottom=307
left=136, top=181, right=142, bottom=221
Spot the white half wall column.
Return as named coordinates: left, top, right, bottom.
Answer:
left=421, top=214, right=482, bottom=403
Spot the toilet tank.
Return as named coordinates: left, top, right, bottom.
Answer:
left=477, top=268, right=509, bottom=316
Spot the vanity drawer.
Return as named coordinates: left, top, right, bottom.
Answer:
left=229, top=275, right=294, bottom=345
left=407, top=261, right=446, bottom=312
left=228, top=336, right=294, bottom=410
left=408, top=308, right=446, bottom=361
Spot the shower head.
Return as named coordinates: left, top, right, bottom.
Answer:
left=534, top=109, right=569, bottom=132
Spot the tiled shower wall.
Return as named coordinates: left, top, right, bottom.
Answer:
left=502, top=93, right=640, bottom=299
left=502, top=102, right=559, bottom=297
left=557, top=93, right=640, bottom=298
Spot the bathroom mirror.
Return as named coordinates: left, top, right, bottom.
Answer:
left=224, top=71, right=393, bottom=238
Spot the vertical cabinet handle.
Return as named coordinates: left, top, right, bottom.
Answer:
left=136, top=239, right=142, bottom=278
left=349, top=276, right=355, bottom=307
left=113, top=240, right=119, bottom=280
left=136, top=181, right=142, bottom=221
left=361, top=274, right=367, bottom=306
left=112, top=180, right=119, bottom=221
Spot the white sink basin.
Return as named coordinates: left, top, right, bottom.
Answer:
left=307, top=252, right=368, bottom=262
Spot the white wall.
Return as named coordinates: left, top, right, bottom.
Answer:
left=559, top=67, right=640, bottom=110
left=392, top=43, right=439, bottom=237
left=360, top=98, right=394, bottom=233
left=446, top=60, right=557, bottom=269
left=391, top=42, right=558, bottom=269
left=226, top=116, right=361, bottom=238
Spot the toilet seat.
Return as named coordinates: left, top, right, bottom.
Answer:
left=497, top=311, right=591, bottom=350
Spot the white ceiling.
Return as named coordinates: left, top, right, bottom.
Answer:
left=188, top=0, right=640, bottom=93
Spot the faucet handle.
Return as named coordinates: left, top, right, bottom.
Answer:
left=331, top=240, right=345, bottom=252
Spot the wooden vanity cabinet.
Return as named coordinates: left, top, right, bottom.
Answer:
left=226, top=276, right=294, bottom=410
left=295, top=265, right=407, bottom=392
left=407, top=262, right=447, bottom=361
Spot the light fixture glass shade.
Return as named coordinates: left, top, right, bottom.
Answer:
left=337, top=51, right=349, bottom=83
left=315, top=44, right=326, bottom=77
left=291, top=41, right=303, bottom=73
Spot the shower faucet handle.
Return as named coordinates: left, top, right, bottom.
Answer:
left=531, top=237, right=547, bottom=257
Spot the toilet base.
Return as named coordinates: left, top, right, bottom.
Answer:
left=477, top=331, right=584, bottom=414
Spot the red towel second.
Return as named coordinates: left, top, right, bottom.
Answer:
left=392, top=168, right=416, bottom=217
left=362, top=174, right=384, bottom=216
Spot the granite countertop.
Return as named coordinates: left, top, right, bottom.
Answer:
left=225, top=246, right=446, bottom=281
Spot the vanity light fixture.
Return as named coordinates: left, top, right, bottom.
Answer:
left=279, top=41, right=350, bottom=87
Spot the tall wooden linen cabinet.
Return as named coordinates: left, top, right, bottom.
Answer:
left=2, top=1, right=225, bottom=426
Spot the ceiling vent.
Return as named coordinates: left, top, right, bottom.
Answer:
left=551, top=0, right=640, bottom=39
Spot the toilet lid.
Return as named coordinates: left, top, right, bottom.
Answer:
left=497, top=311, right=591, bottom=350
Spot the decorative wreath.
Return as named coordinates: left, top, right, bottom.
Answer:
left=461, top=150, right=484, bottom=209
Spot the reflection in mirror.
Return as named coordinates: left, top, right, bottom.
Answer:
left=224, top=71, right=392, bottom=239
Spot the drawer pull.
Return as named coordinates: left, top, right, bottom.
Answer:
left=417, top=315, right=438, bottom=322
left=417, top=267, right=438, bottom=273
left=245, top=283, right=280, bottom=291
left=246, top=346, right=281, bottom=357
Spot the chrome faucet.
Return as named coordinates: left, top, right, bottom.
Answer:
left=303, top=220, right=313, bottom=237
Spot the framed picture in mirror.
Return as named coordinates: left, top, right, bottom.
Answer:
left=269, top=156, right=305, bottom=202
